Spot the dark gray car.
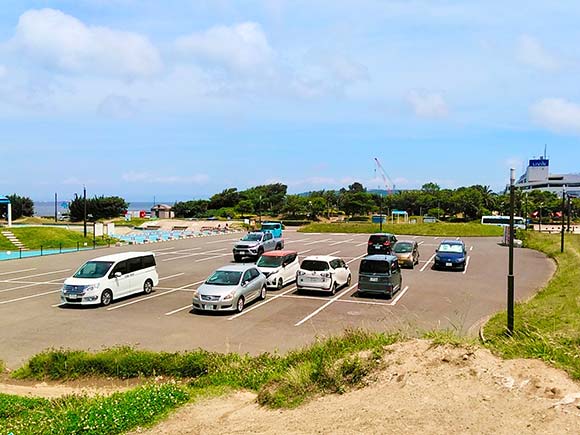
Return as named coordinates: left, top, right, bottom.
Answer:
left=357, top=255, right=402, bottom=298
left=192, top=264, right=267, bottom=313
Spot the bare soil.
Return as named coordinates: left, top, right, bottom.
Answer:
left=127, top=340, right=580, bottom=435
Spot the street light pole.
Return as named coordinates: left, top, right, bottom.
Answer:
left=379, top=194, right=383, bottom=232
left=507, top=168, right=515, bottom=336
left=83, top=185, right=87, bottom=238
left=561, top=186, right=566, bottom=253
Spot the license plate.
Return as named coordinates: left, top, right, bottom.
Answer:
left=374, top=244, right=381, bottom=249
left=204, top=304, right=217, bottom=310
left=370, top=277, right=378, bottom=282
left=446, top=262, right=452, bottom=267
left=68, top=294, right=79, bottom=299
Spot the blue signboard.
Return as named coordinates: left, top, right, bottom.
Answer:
left=529, top=159, right=549, bottom=167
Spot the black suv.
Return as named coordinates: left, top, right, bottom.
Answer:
left=367, top=233, right=398, bottom=255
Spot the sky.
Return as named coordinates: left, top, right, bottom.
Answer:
left=1, top=1, right=580, bottom=201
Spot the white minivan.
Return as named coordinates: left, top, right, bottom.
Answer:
left=61, top=252, right=159, bottom=306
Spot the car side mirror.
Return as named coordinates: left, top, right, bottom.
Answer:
left=114, top=272, right=122, bottom=278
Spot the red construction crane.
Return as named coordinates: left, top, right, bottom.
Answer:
left=374, top=157, right=395, bottom=195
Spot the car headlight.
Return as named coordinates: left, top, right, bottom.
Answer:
left=192, top=290, right=198, bottom=299
left=84, top=284, right=99, bottom=292
left=223, top=290, right=236, bottom=301
left=435, top=255, right=441, bottom=261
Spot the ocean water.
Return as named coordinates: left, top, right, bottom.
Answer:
left=33, top=201, right=169, bottom=217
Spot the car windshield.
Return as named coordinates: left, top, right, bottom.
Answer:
left=360, top=260, right=390, bottom=274
left=73, top=261, right=114, bottom=279
left=205, top=270, right=242, bottom=286
left=301, top=260, right=329, bottom=271
left=242, top=233, right=262, bottom=242
left=438, top=244, right=464, bottom=254
left=261, top=224, right=278, bottom=230
left=257, top=256, right=283, bottom=268
left=394, top=243, right=413, bottom=253
left=369, top=235, right=389, bottom=244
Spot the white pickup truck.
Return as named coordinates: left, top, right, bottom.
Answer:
left=233, top=231, right=284, bottom=262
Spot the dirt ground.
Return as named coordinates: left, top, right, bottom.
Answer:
left=126, top=340, right=580, bottom=435
left=3, top=340, right=580, bottom=434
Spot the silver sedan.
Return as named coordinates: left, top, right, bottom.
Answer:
left=192, top=264, right=267, bottom=313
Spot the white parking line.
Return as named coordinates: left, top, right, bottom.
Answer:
left=356, top=242, right=367, bottom=247
left=194, top=253, right=231, bottom=262
left=164, top=304, right=193, bottom=316
left=285, top=238, right=310, bottom=244
left=327, top=250, right=341, bottom=256
left=0, top=288, right=61, bottom=305
left=418, top=241, right=425, bottom=246
left=282, top=294, right=394, bottom=307
left=162, top=248, right=226, bottom=262
left=159, top=273, right=185, bottom=281
left=304, top=239, right=331, bottom=246
left=389, top=286, right=409, bottom=305
left=206, top=238, right=239, bottom=244
left=470, top=246, right=474, bottom=251
left=152, top=247, right=176, bottom=252
left=347, top=254, right=367, bottom=265
left=0, top=277, right=66, bottom=294
left=227, top=286, right=298, bottom=321
left=5, top=269, right=71, bottom=282
left=329, top=239, right=353, bottom=246
left=412, top=235, right=419, bottom=239
left=299, top=249, right=312, bottom=255
left=420, top=254, right=436, bottom=272
left=294, top=283, right=358, bottom=326
left=107, top=280, right=204, bottom=311
left=463, top=256, right=471, bottom=275
left=0, top=268, right=36, bottom=276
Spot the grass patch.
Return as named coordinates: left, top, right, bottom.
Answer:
left=484, top=231, right=580, bottom=379
left=14, top=330, right=401, bottom=409
left=422, top=330, right=477, bottom=348
left=0, top=383, right=189, bottom=435
left=0, top=227, right=115, bottom=250
left=299, top=222, right=503, bottom=237
left=109, top=217, right=149, bottom=227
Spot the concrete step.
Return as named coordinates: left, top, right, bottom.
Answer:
left=1, top=231, right=27, bottom=250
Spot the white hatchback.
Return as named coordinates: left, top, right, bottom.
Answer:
left=256, top=250, right=299, bottom=289
left=296, top=255, right=351, bottom=294
left=61, top=252, right=159, bottom=306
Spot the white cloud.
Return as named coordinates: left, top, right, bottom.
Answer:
left=517, top=34, right=559, bottom=72
left=122, top=171, right=209, bottom=184
left=531, top=98, right=580, bottom=134
left=174, top=22, right=274, bottom=74
left=0, top=65, right=6, bottom=79
left=12, top=8, right=162, bottom=78
left=97, top=94, right=142, bottom=118
left=407, top=90, right=449, bottom=118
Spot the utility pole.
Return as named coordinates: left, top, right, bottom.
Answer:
left=507, top=168, right=515, bottom=336
left=567, top=195, right=571, bottom=232
left=561, top=186, right=566, bottom=253
left=54, top=192, right=58, bottom=223
left=83, top=185, right=87, bottom=238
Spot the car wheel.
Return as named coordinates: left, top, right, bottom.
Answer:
left=275, top=243, right=282, bottom=250
left=143, top=279, right=153, bottom=294
left=409, top=262, right=415, bottom=270
left=346, top=274, right=352, bottom=287
left=258, top=248, right=264, bottom=257
left=234, top=255, right=242, bottom=262
left=331, top=281, right=338, bottom=295
left=277, top=277, right=284, bottom=290
left=259, top=285, right=267, bottom=300
left=236, top=296, right=245, bottom=313
left=101, top=289, right=113, bottom=307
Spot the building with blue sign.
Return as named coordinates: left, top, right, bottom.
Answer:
left=0, top=196, right=12, bottom=227
left=515, top=156, right=580, bottom=196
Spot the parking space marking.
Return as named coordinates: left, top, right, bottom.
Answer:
left=206, top=238, right=239, bottom=245
left=156, top=247, right=201, bottom=256
left=389, top=286, right=409, bottom=305
left=282, top=294, right=394, bottom=307
left=194, top=253, right=231, bottom=263
left=0, top=288, right=61, bottom=305
left=107, top=280, right=204, bottom=311
left=470, top=246, right=474, bottom=251
left=299, top=249, right=312, bottom=255
left=412, top=235, right=419, bottom=239
left=0, top=277, right=66, bottom=294
left=227, top=286, right=297, bottom=321
left=159, top=273, right=185, bottom=281
left=0, top=268, right=36, bottom=277
left=463, top=256, right=471, bottom=275
left=285, top=238, right=310, bottom=244
left=294, top=283, right=358, bottom=326
left=162, top=248, right=226, bottom=262
left=329, top=239, right=353, bottom=246
left=347, top=254, right=367, bottom=265
left=420, top=254, right=436, bottom=272
left=418, top=241, right=424, bottom=246
left=5, top=269, right=71, bottom=282
left=152, top=247, right=176, bottom=252
left=356, top=242, right=367, bottom=247
left=328, top=250, right=341, bottom=256
left=164, top=304, right=193, bottom=316
left=304, top=239, right=331, bottom=246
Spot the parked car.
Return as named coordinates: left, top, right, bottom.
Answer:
left=296, top=256, right=351, bottom=294
left=367, top=233, right=398, bottom=255
left=259, top=221, right=283, bottom=239
left=392, top=240, right=420, bottom=268
left=192, top=264, right=267, bottom=313
left=357, top=255, right=402, bottom=298
left=256, top=250, right=299, bottom=289
left=233, top=231, right=284, bottom=262
left=433, top=240, right=467, bottom=271
left=61, top=252, right=159, bottom=306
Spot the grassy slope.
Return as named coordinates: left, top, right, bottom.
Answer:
left=484, top=232, right=580, bottom=379
left=0, top=227, right=114, bottom=250
left=299, top=222, right=503, bottom=237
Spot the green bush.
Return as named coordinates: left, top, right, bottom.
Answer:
left=282, top=220, right=312, bottom=226
left=348, top=216, right=370, bottom=222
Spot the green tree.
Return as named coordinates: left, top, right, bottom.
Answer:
left=208, top=188, right=240, bottom=210
left=69, top=195, right=128, bottom=221
left=173, top=200, right=209, bottom=218
left=282, top=195, right=308, bottom=218
left=0, top=194, right=34, bottom=220
left=235, top=200, right=254, bottom=218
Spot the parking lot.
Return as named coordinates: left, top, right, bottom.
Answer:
left=0, top=229, right=554, bottom=369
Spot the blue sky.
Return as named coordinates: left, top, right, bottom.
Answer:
left=1, top=1, right=580, bottom=201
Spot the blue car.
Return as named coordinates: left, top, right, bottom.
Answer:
left=433, top=240, right=467, bottom=271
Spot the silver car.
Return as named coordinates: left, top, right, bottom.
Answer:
left=192, top=264, right=267, bottom=313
